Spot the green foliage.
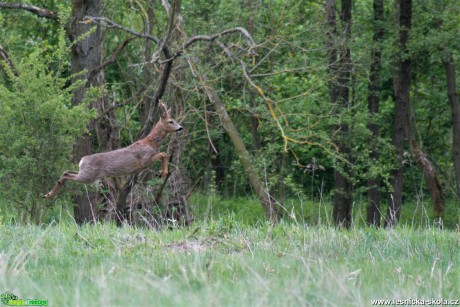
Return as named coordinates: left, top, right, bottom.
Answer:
left=0, top=28, right=94, bottom=223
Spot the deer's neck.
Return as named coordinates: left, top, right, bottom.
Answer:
left=141, top=123, right=167, bottom=148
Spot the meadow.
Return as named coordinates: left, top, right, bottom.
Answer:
left=0, top=215, right=459, bottom=306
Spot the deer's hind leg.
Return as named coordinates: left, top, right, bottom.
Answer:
left=43, top=171, right=79, bottom=199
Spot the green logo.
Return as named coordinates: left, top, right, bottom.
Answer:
left=1, top=292, right=48, bottom=306
left=1, top=293, right=17, bottom=305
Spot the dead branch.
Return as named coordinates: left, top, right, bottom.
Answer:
left=0, top=2, right=58, bottom=20
left=100, top=88, right=145, bottom=117
left=152, top=0, right=181, bottom=61
left=0, top=44, right=18, bottom=76
left=90, top=37, right=134, bottom=77
left=163, top=27, right=256, bottom=63
left=141, top=53, right=174, bottom=138
left=183, top=176, right=202, bottom=201
left=82, top=15, right=257, bottom=139
left=81, top=16, right=174, bottom=137
left=83, top=16, right=256, bottom=64
left=82, top=16, right=161, bottom=44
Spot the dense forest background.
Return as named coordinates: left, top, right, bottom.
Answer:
left=0, top=0, right=458, bottom=228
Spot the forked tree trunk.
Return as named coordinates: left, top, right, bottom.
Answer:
left=366, top=0, right=384, bottom=226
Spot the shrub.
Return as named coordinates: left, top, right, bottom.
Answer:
left=0, top=30, right=93, bottom=223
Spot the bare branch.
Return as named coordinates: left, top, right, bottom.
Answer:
left=90, top=37, right=134, bottom=77
left=82, top=16, right=174, bottom=135
left=161, top=0, right=172, bottom=15
left=152, top=0, right=181, bottom=61
left=140, top=57, right=174, bottom=138
left=82, top=15, right=256, bottom=140
left=0, top=2, right=58, bottom=20
left=0, top=44, right=18, bottom=76
left=83, top=16, right=161, bottom=44
left=163, top=27, right=256, bottom=63
left=84, top=16, right=256, bottom=69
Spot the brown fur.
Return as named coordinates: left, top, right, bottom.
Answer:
left=44, top=101, right=182, bottom=198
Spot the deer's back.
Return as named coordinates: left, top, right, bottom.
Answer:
left=79, top=142, right=158, bottom=179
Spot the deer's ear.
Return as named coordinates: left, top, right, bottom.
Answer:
left=158, top=100, right=168, bottom=118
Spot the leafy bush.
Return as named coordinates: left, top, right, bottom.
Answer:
left=0, top=30, right=93, bottom=223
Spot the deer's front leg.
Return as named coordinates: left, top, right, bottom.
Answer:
left=150, top=152, right=169, bottom=177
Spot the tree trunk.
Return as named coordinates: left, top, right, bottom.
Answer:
left=203, top=83, right=279, bottom=222
left=366, top=0, right=384, bottom=227
left=409, top=140, right=445, bottom=218
left=434, top=0, right=460, bottom=202
left=70, top=0, right=121, bottom=223
left=326, top=0, right=354, bottom=228
left=386, top=0, right=410, bottom=226
left=70, top=0, right=104, bottom=223
left=443, top=51, right=460, bottom=200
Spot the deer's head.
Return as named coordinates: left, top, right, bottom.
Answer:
left=159, top=100, right=183, bottom=132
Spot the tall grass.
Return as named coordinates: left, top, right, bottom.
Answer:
left=189, top=193, right=460, bottom=229
left=0, top=221, right=458, bottom=306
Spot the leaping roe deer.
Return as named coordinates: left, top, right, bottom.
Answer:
left=43, top=101, right=183, bottom=199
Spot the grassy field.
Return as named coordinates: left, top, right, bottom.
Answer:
left=0, top=220, right=459, bottom=306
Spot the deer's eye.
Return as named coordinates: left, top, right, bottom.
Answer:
left=169, top=121, right=173, bottom=124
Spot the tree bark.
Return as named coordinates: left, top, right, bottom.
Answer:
left=409, top=140, right=445, bottom=218
left=0, top=2, right=58, bottom=19
left=366, top=0, right=384, bottom=226
left=386, top=0, right=410, bottom=227
left=435, top=0, right=460, bottom=202
left=0, top=44, right=18, bottom=76
left=444, top=53, right=460, bottom=200
left=326, top=0, right=354, bottom=228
